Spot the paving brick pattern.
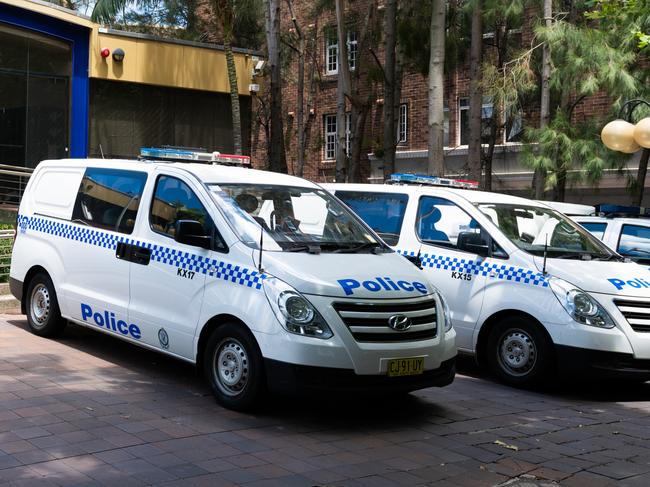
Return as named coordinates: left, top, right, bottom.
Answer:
left=1, top=316, right=650, bottom=486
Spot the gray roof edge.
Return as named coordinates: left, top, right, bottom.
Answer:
left=102, top=28, right=265, bottom=57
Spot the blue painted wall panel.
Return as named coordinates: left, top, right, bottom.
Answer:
left=0, top=3, right=89, bottom=159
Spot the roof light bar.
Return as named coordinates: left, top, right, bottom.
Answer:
left=140, top=147, right=251, bottom=167
left=595, top=204, right=650, bottom=218
left=387, top=173, right=479, bottom=190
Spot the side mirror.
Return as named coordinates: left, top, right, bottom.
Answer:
left=175, top=220, right=211, bottom=249
left=457, top=231, right=489, bottom=257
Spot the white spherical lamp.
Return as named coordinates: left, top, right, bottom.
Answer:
left=633, top=117, right=650, bottom=149
left=601, top=119, right=637, bottom=152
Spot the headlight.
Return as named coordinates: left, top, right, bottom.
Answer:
left=263, top=277, right=333, bottom=339
left=436, top=291, right=453, bottom=332
left=549, top=277, right=615, bottom=328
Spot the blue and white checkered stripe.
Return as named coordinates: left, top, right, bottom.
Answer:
left=18, top=215, right=266, bottom=290
left=398, top=249, right=548, bottom=288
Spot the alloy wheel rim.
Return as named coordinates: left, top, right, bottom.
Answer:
left=213, top=338, right=249, bottom=397
left=497, top=328, right=537, bottom=377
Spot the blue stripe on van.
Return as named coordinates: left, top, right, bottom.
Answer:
left=397, top=249, right=549, bottom=288
left=17, top=215, right=267, bottom=291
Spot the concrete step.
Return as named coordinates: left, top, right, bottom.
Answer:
left=0, top=294, right=20, bottom=314
left=0, top=283, right=9, bottom=295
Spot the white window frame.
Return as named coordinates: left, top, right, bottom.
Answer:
left=325, top=31, right=357, bottom=75
left=324, top=114, right=337, bottom=159
left=323, top=113, right=351, bottom=160
left=459, top=96, right=494, bottom=146
left=326, top=34, right=338, bottom=75
left=397, top=103, right=408, bottom=144
left=347, top=31, right=358, bottom=71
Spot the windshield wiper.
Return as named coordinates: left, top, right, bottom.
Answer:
left=553, top=251, right=614, bottom=261
left=332, top=242, right=387, bottom=254
left=284, top=244, right=321, bottom=254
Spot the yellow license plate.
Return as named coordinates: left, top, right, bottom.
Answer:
left=387, top=357, right=424, bottom=377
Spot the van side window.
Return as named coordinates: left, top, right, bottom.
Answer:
left=581, top=222, right=607, bottom=240
left=618, top=224, right=650, bottom=261
left=335, top=191, right=408, bottom=245
left=417, top=196, right=506, bottom=257
left=71, top=168, right=147, bottom=234
left=150, top=175, right=226, bottom=251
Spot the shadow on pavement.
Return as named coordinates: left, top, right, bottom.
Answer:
left=455, top=353, right=650, bottom=403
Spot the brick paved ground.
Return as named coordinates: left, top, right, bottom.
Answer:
left=1, top=316, right=650, bottom=487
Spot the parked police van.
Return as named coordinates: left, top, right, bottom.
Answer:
left=325, top=174, right=650, bottom=386
left=10, top=151, right=456, bottom=410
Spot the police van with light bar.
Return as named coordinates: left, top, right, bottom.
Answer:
left=9, top=150, right=456, bottom=410
left=324, top=174, right=650, bottom=386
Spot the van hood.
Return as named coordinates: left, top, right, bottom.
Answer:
left=535, top=257, right=650, bottom=297
left=259, top=251, right=434, bottom=299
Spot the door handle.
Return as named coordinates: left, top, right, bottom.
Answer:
left=116, top=241, right=128, bottom=260
left=131, top=247, right=151, bottom=266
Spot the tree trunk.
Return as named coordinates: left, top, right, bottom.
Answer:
left=265, top=0, right=288, bottom=173
left=427, top=0, right=446, bottom=176
left=335, top=0, right=351, bottom=181
left=633, top=149, right=650, bottom=206
left=224, top=41, right=243, bottom=155
left=535, top=0, right=552, bottom=198
left=286, top=0, right=306, bottom=177
left=467, top=0, right=483, bottom=183
left=382, top=0, right=397, bottom=180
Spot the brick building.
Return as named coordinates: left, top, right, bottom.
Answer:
left=250, top=1, right=648, bottom=205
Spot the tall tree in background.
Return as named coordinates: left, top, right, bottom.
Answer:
left=428, top=0, right=446, bottom=176
left=522, top=14, right=640, bottom=201
left=467, top=0, right=483, bottom=183
left=265, top=0, right=288, bottom=173
left=382, top=0, right=398, bottom=179
left=214, top=0, right=242, bottom=155
left=334, top=0, right=350, bottom=182
left=587, top=0, right=650, bottom=205
left=534, top=0, right=552, bottom=198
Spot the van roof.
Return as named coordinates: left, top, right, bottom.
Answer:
left=38, top=158, right=319, bottom=188
left=324, top=183, right=551, bottom=208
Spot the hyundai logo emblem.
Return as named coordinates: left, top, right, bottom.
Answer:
left=388, top=314, right=412, bottom=331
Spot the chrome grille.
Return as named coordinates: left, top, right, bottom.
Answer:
left=614, top=299, right=650, bottom=332
left=333, top=298, right=437, bottom=342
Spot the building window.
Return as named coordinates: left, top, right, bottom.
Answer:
left=398, top=104, right=408, bottom=144
left=325, top=31, right=357, bottom=75
left=459, top=97, right=493, bottom=146
left=326, top=34, right=338, bottom=75
left=443, top=105, right=450, bottom=147
left=347, top=31, right=358, bottom=71
left=324, top=114, right=351, bottom=160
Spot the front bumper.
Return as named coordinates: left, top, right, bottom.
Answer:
left=264, top=356, right=456, bottom=395
left=556, top=344, right=650, bottom=380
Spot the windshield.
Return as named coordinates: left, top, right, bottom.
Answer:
left=208, top=183, right=384, bottom=253
left=476, top=203, right=620, bottom=260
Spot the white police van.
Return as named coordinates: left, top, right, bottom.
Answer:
left=9, top=151, right=456, bottom=410
left=325, top=174, right=650, bottom=386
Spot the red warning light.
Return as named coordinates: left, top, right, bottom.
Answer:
left=100, top=48, right=110, bottom=58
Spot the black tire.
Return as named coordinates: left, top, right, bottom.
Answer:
left=486, top=315, right=553, bottom=387
left=25, top=272, right=67, bottom=338
left=203, top=323, right=266, bottom=411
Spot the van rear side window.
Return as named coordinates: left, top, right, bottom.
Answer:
left=71, top=168, right=147, bottom=234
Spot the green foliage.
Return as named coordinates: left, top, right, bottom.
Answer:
left=585, top=0, right=650, bottom=50
left=520, top=11, right=645, bottom=196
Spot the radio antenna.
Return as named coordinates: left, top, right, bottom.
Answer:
left=542, top=234, right=548, bottom=275
left=257, top=223, right=264, bottom=273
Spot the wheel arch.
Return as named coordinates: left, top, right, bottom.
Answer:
left=195, top=314, right=252, bottom=373
left=21, top=265, right=51, bottom=315
left=475, top=309, right=554, bottom=368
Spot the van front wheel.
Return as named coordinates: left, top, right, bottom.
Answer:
left=487, top=316, right=553, bottom=387
left=204, top=323, right=266, bottom=411
left=25, top=273, right=67, bottom=338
